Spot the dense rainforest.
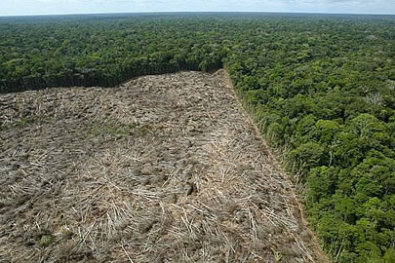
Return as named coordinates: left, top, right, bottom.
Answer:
left=0, top=13, right=394, bottom=263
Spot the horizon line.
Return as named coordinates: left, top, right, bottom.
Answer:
left=1, top=10, right=395, bottom=18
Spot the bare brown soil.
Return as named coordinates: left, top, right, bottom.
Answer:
left=0, top=71, right=325, bottom=262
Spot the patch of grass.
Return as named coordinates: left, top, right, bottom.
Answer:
left=87, top=122, right=137, bottom=138
left=15, top=117, right=36, bottom=127
left=9, top=116, right=53, bottom=130
left=39, top=234, right=54, bottom=247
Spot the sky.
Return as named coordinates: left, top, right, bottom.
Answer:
left=0, top=0, right=394, bottom=16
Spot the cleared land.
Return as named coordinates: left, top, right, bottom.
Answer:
left=1, top=71, right=325, bottom=262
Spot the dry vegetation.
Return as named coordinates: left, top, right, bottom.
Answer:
left=0, top=70, right=326, bottom=262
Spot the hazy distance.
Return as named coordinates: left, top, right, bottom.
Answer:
left=1, top=0, right=394, bottom=16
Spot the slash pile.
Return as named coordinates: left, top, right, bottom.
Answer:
left=0, top=70, right=326, bottom=262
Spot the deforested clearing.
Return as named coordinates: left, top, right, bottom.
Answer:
left=0, top=70, right=327, bottom=263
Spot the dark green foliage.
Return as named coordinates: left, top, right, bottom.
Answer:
left=0, top=13, right=394, bottom=263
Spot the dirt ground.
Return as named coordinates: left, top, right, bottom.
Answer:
left=0, top=70, right=327, bottom=262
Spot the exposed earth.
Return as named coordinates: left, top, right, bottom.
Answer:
left=0, top=70, right=327, bottom=262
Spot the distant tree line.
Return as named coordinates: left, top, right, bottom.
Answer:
left=0, top=13, right=394, bottom=263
